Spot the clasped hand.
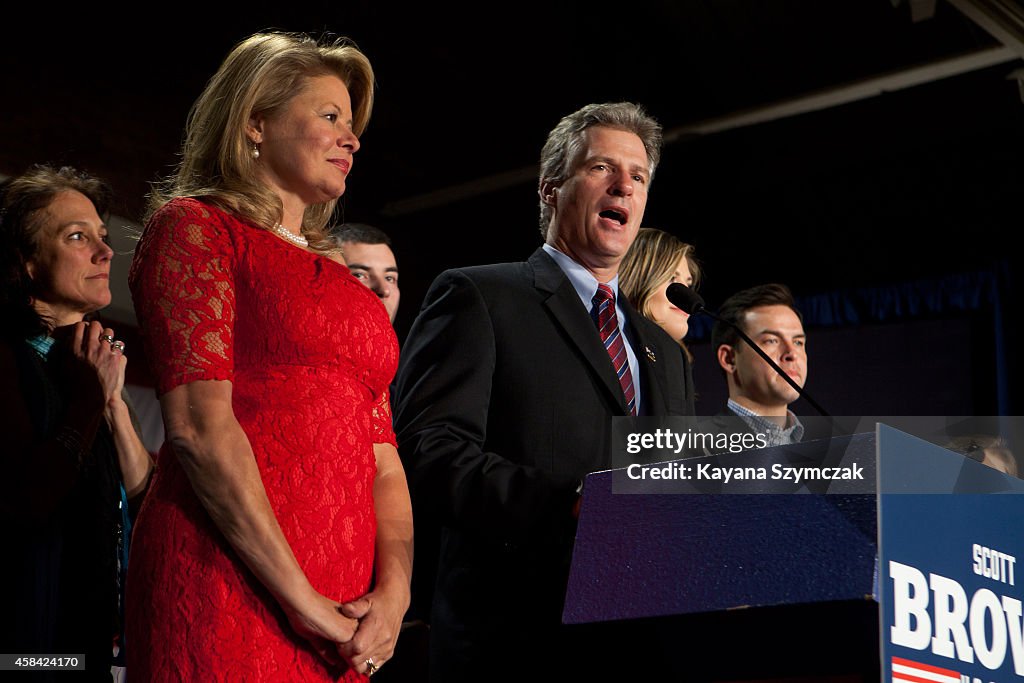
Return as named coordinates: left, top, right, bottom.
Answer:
left=288, top=584, right=405, bottom=675
left=337, top=585, right=406, bottom=676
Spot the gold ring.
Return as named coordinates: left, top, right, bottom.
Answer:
left=365, top=658, right=378, bottom=676
left=100, top=334, right=115, bottom=344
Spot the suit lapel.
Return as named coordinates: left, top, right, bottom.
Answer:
left=529, top=249, right=629, bottom=415
left=621, top=302, right=669, bottom=416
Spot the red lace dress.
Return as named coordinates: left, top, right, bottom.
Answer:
left=125, top=198, right=398, bottom=681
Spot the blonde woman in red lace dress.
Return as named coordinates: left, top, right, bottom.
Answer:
left=126, top=32, right=412, bottom=681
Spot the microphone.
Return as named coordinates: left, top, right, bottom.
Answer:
left=667, top=283, right=830, bottom=418
left=666, top=282, right=706, bottom=316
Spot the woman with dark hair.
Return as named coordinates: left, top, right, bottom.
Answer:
left=0, top=164, right=153, bottom=681
left=127, top=31, right=411, bottom=681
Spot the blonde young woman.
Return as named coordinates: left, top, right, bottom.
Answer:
left=619, top=227, right=701, bottom=409
left=620, top=227, right=701, bottom=355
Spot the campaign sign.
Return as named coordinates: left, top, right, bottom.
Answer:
left=878, top=424, right=1024, bottom=683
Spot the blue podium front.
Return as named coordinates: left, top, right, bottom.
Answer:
left=563, top=420, right=1024, bottom=682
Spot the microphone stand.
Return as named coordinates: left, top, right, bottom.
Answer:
left=668, top=284, right=831, bottom=418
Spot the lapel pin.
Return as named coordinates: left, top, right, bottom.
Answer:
left=644, top=346, right=657, bottom=363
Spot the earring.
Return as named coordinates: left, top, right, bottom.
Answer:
left=251, top=142, right=260, bottom=160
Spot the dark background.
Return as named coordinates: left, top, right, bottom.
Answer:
left=1, top=0, right=1020, bottom=418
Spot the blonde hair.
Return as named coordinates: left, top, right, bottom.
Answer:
left=619, top=227, right=701, bottom=359
left=947, top=434, right=1019, bottom=478
left=148, top=31, right=375, bottom=253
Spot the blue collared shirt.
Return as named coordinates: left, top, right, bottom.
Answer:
left=542, top=244, right=643, bottom=414
left=26, top=335, right=56, bottom=359
left=727, top=398, right=805, bottom=446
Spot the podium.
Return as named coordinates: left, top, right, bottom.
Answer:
left=563, top=422, right=1024, bottom=682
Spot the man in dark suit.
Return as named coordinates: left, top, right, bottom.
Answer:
left=391, top=102, right=693, bottom=681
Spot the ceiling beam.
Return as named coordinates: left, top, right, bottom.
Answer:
left=947, top=0, right=1024, bottom=58
left=381, top=167, right=538, bottom=218
left=663, top=45, right=1017, bottom=142
left=382, top=45, right=1018, bottom=217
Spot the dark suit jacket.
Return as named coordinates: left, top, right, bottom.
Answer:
left=392, top=248, right=693, bottom=680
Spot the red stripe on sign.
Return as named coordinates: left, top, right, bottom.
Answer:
left=891, top=656, right=960, bottom=678
left=892, top=672, right=949, bottom=683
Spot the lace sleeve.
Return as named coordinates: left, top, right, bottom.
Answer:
left=128, top=199, right=236, bottom=396
left=371, top=387, right=397, bottom=447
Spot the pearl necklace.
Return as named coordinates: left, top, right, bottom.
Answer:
left=272, top=223, right=309, bottom=247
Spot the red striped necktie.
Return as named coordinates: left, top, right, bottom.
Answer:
left=591, top=283, right=637, bottom=416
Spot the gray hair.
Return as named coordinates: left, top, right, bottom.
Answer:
left=538, top=102, right=662, bottom=237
